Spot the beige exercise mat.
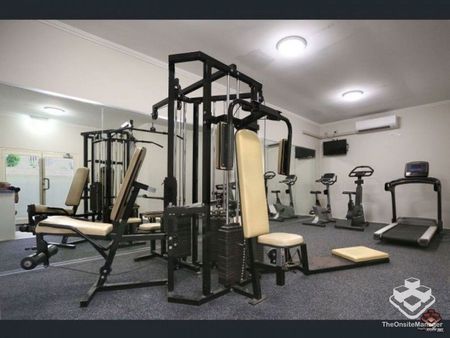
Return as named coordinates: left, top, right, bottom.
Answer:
left=332, top=246, right=389, bottom=262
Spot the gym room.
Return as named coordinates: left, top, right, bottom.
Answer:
left=0, top=19, right=449, bottom=327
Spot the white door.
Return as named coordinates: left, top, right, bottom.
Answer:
left=2, top=150, right=41, bottom=223
left=42, top=154, right=74, bottom=208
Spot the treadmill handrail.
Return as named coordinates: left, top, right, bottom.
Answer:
left=384, top=176, right=442, bottom=230
left=385, top=177, right=441, bottom=192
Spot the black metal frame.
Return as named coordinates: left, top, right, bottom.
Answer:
left=296, top=243, right=390, bottom=275
left=81, top=123, right=164, bottom=223
left=385, top=177, right=442, bottom=230
left=335, top=166, right=374, bottom=231
left=29, top=180, right=168, bottom=307
left=152, top=51, right=293, bottom=305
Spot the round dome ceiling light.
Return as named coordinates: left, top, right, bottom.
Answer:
left=342, top=90, right=364, bottom=102
left=43, top=106, right=66, bottom=116
left=276, top=36, right=307, bottom=57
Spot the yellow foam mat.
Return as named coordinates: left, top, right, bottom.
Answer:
left=331, top=246, right=389, bottom=263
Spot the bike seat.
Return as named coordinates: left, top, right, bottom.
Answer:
left=310, top=190, right=321, bottom=194
left=343, top=191, right=356, bottom=195
left=271, top=190, right=281, bottom=193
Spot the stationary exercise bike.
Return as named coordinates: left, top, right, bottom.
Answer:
left=303, top=173, right=337, bottom=227
left=335, top=165, right=374, bottom=231
left=264, top=171, right=283, bottom=222
left=271, top=174, right=298, bottom=220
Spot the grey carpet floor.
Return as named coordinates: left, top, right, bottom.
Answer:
left=0, top=220, right=449, bottom=320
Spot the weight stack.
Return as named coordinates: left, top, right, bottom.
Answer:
left=89, top=182, right=103, bottom=213
left=217, top=223, right=244, bottom=287
left=210, top=216, right=225, bottom=264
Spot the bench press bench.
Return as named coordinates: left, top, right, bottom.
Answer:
left=21, top=147, right=167, bottom=307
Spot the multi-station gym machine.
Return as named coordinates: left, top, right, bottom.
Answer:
left=152, top=51, right=293, bottom=305
left=81, top=121, right=165, bottom=223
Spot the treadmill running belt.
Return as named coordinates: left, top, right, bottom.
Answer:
left=383, top=223, right=429, bottom=243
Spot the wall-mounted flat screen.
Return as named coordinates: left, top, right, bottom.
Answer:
left=295, top=146, right=315, bottom=159
left=323, top=139, right=348, bottom=156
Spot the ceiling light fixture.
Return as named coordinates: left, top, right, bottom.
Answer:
left=43, top=106, right=66, bottom=116
left=29, top=114, right=49, bottom=121
left=342, top=90, right=364, bottom=102
left=276, top=36, right=307, bottom=57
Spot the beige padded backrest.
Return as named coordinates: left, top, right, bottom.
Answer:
left=65, top=167, right=89, bottom=207
left=110, top=147, right=146, bottom=222
left=236, top=129, right=270, bottom=239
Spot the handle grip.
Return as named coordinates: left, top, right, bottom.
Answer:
left=43, top=178, right=50, bottom=191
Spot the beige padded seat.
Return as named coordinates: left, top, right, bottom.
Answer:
left=332, top=246, right=389, bottom=262
left=139, top=222, right=161, bottom=231
left=258, top=232, right=304, bottom=247
left=34, top=205, right=73, bottom=215
left=127, top=217, right=142, bottom=224
left=36, top=216, right=113, bottom=237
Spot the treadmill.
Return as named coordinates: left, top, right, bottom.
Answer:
left=374, top=161, right=442, bottom=247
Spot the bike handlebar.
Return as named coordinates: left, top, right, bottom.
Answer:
left=264, top=171, right=276, bottom=180
left=349, top=165, right=374, bottom=177
left=316, top=173, right=337, bottom=185
left=280, top=174, right=297, bottom=185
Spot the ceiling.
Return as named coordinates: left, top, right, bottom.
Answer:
left=61, top=20, right=450, bottom=124
left=0, top=83, right=149, bottom=129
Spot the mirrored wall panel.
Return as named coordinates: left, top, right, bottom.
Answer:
left=264, top=139, right=316, bottom=217
left=0, top=83, right=169, bottom=228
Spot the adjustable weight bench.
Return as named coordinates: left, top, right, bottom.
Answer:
left=25, top=167, right=89, bottom=248
left=20, top=147, right=167, bottom=307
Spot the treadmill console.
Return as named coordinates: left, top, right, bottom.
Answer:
left=405, top=161, right=429, bottom=178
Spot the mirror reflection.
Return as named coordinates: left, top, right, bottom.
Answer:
left=0, top=83, right=169, bottom=242
left=263, top=139, right=316, bottom=219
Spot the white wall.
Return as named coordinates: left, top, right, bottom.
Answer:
left=0, top=20, right=321, bottom=138
left=0, top=20, right=170, bottom=117
left=319, top=100, right=450, bottom=228
left=0, top=113, right=89, bottom=170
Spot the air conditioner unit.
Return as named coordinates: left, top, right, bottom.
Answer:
left=355, top=115, right=398, bottom=133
